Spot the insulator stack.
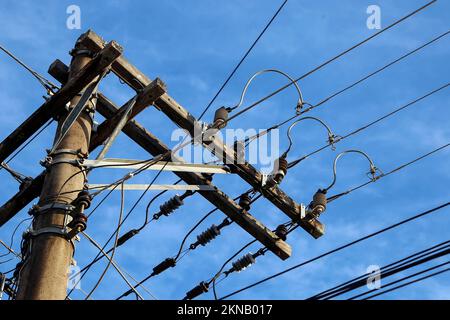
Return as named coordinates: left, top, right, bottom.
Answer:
left=154, top=195, right=183, bottom=220
left=195, top=225, right=220, bottom=247
left=231, top=253, right=256, bottom=273
left=275, top=224, right=288, bottom=241
left=239, top=193, right=252, bottom=211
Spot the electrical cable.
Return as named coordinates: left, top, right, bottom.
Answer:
left=0, top=43, right=59, bottom=94
left=224, top=0, right=437, bottom=125
left=241, top=30, right=450, bottom=148
left=350, top=261, right=450, bottom=300
left=309, top=241, right=450, bottom=300
left=84, top=182, right=125, bottom=300
left=81, top=231, right=144, bottom=300
left=219, top=200, right=450, bottom=299
left=360, top=265, right=450, bottom=300
left=289, top=82, right=449, bottom=168
left=198, top=0, right=288, bottom=120
left=66, top=160, right=171, bottom=298
left=309, top=240, right=450, bottom=299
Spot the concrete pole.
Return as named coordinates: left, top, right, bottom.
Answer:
left=16, top=40, right=97, bottom=300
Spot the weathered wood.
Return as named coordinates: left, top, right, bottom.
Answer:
left=12, top=59, right=290, bottom=260
left=90, top=78, right=166, bottom=150
left=0, top=173, right=45, bottom=227
left=78, top=30, right=324, bottom=238
left=0, top=41, right=123, bottom=164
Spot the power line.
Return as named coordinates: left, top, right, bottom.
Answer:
left=0, top=43, right=59, bottom=94
left=225, top=0, right=437, bottom=124
left=309, top=241, right=450, bottom=300
left=84, top=182, right=126, bottom=300
left=289, top=82, right=449, bottom=168
left=360, top=265, right=450, bottom=300
left=328, top=142, right=450, bottom=202
left=198, top=0, right=288, bottom=120
left=242, top=30, right=449, bottom=149
left=219, top=200, right=450, bottom=299
left=350, top=261, right=450, bottom=300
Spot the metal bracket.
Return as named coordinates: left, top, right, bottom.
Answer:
left=28, top=203, right=75, bottom=217
left=25, top=226, right=80, bottom=242
left=88, top=184, right=215, bottom=191
left=40, top=157, right=83, bottom=169
left=46, top=148, right=87, bottom=158
left=299, top=203, right=306, bottom=220
left=82, top=159, right=230, bottom=174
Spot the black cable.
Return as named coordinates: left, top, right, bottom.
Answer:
left=66, top=159, right=168, bottom=298
left=310, top=242, right=450, bottom=300
left=212, top=222, right=298, bottom=299
left=225, top=0, right=437, bottom=124
left=350, top=260, right=450, bottom=300
left=0, top=43, right=59, bottom=93
left=361, top=265, right=450, bottom=300
left=309, top=240, right=450, bottom=300
left=197, top=0, right=288, bottom=120
left=242, top=30, right=450, bottom=149
left=84, top=182, right=126, bottom=299
left=219, top=200, right=450, bottom=299
left=211, top=239, right=257, bottom=300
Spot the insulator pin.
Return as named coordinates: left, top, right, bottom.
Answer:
left=273, top=156, right=288, bottom=184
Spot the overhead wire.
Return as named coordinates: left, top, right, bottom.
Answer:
left=219, top=200, right=450, bottom=299
left=309, top=240, right=450, bottom=300
left=289, top=82, right=449, bottom=168
left=197, top=0, right=288, bottom=120
left=327, top=142, right=450, bottom=202
left=224, top=0, right=438, bottom=125
left=359, top=265, right=450, bottom=300
left=240, top=30, right=449, bottom=148
left=84, top=181, right=126, bottom=300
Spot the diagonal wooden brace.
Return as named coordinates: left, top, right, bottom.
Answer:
left=0, top=40, right=123, bottom=163
left=78, top=29, right=324, bottom=239
left=0, top=59, right=292, bottom=260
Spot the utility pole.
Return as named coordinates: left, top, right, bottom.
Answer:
left=15, top=40, right=117, bottom=299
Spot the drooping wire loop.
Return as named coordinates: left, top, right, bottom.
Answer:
left=282, top=116, right=337, bottom=158
left=324, top=149, right=380, bottom=192
left=227, top=69, right=306, bottom=114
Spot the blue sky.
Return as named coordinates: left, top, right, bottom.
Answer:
left=0, top=0, right=449, bottom=300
